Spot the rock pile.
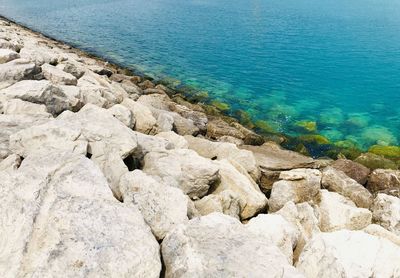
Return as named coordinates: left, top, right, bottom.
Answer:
left=0, top=18, right=399, bottom=277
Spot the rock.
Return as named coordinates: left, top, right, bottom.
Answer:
left=371, top=193, right=400, bottom=236
left=0, top=80, right=80, bottom=115
left=363, top=224, right=400, bottom=246
left=1, top=98, right=51, bottom=117
left=0, top=38, right=22, bottom=52
left=269, top=169, right=321, bottom=212
left=355, top=152, right=398, bottom=170
left=138, top=79, right=155, bottom=89
left=155, top=131, right=188, bottom=149
left=322, top=167, right=373, bottom=208
left=120, top=170, right=188, bottom=240
left=121, top=98, right=157, bottom=134
left=19, top=44, right=59, bottom=65
left=41, top=63, right=77, bottom=85
left=331, top=158, right=370, bottom=184
left=375, top=187, right=400, bottom=198
left=0, top=48, right=19, bottom=64
left=317, top=190, right=372, bottom=232
left=217, top=135, right=244, bottom=145
left=206, top=118, right=245, bottom=140
left=185, top=135, right=260, bottom=180
left=56, top=61, right=85, bottom=79
left=156, top=112, right=174, bottom=132
left=133, top=131, right=174, bottom=159
left=246, top=214, right=300, bottom=263
left=0, top=59, right=38, bottom=89
left=142, top=149, right=219, bottom=199
left=0, top=154, right=21, bottom=171
left=170, top=103, right=208, bottom=134
left=0, top=150, right=161, bottom=278
left=212, top=159, right=267, bottom=219
left=276, top=201, right=321, bottom=262
left=89, top=65, right=113, bottom=77
left=241, top=142, right=315, bottom=171
left=296, top=230, right=400, bottom=278
left=161, top=213, right=304, bottom=278
left=108, top=103, right=135, bottom=128
left=194, top=190, right=241, bottom=219
left=367, top=169, right=400, bottom=193
left=258, top=169, right=281, bottom=195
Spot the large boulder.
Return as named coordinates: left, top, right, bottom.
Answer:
left=322, top=167, right=373, bottom=208
left=371, top=193, right=400, bottom=236
left=108, top=103, right=135, bottom=128
left=0, top=59, right=38, bottom=89
left=121, top=98, right=158, bottom=134
left=120, top=170, right=189, bottom=240
left=41, top=63, right=78, bottom=85
left=156, top=131, right=189, bottom=149
left=19, top=44, right=59, bottom=65
left=1, top=98, right=51, bottom=117
left=194, top=190, right=241, bottom=219
left=0, top=151, right=161, bottom=278
left=296, top=230, right=400, bottom=278
left=161, top=213, right=304, bottom=278
left=0, top=48, right=19, bottom=64
left=317, top=190, right=372, bottom=232
left=367, top=169, right=400, bottom=193
left=269, top=169, right=321, bottom=212
left=331, top=158, right=370, bottom=184
left=142, top=149, right=219, bottom=199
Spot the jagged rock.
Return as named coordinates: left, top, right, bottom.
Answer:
left=142, top=149, right=219, bottom=199
left=322, top=167, right=373, bottom=208
left=170, top=103, right=208, bottom=133
left=133, top=132, right=174, bottom=159
left=371, top=193, right=400, bottom=236
left=317, top=190, right=372, bottom=232
left=367, top=169, right=400, bottom=193
left=108, top=103, right=135, bottom=128
left=41, top=63, right=77, bottom=85
left=161, top=213, right=304, bottom=278
left=56, top=61, right=85, bottom=79
left=212, top=159, right=267, bottom=219
left=19, top=44, right=59, bottom=65
left=0, top=38, right=22, bottom=52
left=155, top=112, right=174, bottom=132
left=185, top=135, right=260, bottom=180
left=246, top=214, right=300, bottom=263
left=217, top=135, right=244, bottom=145
left=331, top=158, right=370, bottom=184
left=194, top=190, right=241, bottom=219
left=363, top=224, right=400, bottom=246
left=0, top=154, right=21, bottom=171
left=0, top=59, right=38, bottom=89
left=269, top=169, right=321, bottom=212
left=0, top=80, right=81, bottom=115
left=121, top=98, right=157, bottom=134
left=276, top=201, right=321, bottom=262
left=206, top=118, right=245, bottom=140
left=296, top=230, right=400, bottom=278
left=155, top=131, right=188, bottom=149
left=120, top=170, right=189, bottom=240
left=0, top=48, right=19, bottom=64
left=0, top=150, right=161, bottom=278
left=1, top=98, right=51, bottom=117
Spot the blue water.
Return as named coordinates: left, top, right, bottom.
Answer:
left=1, top=0, right=400, bottom=150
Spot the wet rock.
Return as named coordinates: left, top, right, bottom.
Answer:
left=354, top=152, right=398, bottom=170
left=269, top=169, right=321, bottom=212
left=296, top=230, right=400, bottom=278
left=331, top=158, right=370, bottom=184
left=371, top=193, right=400, bottom=236
left=194, top=190, right=241, bottom=219
left=120, top=170, right=189, bottom=240
left=322, top=167, right=373, bottom=208
left=367, top=169, right=400, bottom=193
left=138, top=79, right=155, bottom=89
left=42, top=63, right=77, bottom=85
left=0, top=48, right=19, bottom=64
left=161, top=213, right=304, bottom=278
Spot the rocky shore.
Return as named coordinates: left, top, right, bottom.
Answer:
left=1, top=17, right=400, bottom=277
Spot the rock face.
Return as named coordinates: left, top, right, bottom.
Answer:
left=296, top=230, right=400, bottom=278
left=331, top=158, right=370, bottom=184
left=367, top=169, right=400, bottom=193
left=42, top=63, right=78, bottom=85
left=161, top=213, right=304, bottom=278
left=0, top=59, right=38, bottom=89
left=371, top=193, right=400, bottom=236
left=322, top=167, right=373, bottom=208
left=269, top=169, right=321, bottom=212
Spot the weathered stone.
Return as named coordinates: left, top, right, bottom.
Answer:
left=56, top=61, right=85, bottom=79
left=331, top=158, right=370, bottom=184
left=142, top=149, right=219, bottom=199
left=363, top=224, right=400, bottom=246
left=367, top=169, right=400, bottom=193
left=269, top=169, right=321, bottom=212
left=42, top=63, right=77, bottom=85
left=121, top=98, right=157, bottom=134
left=0, top=38, right=22, bottom=52
left=161, top=213, right=304, bottom=278
left=108, top=103, right=135, bottom=128
left=317, top=190, right=372, bottom=232
left=206, top=118, right=245, bottom=140
left=2, top=98, right=51, bottom=117
left=19, top=44, right=59, bottom=65
left=0, top=154, right=21, bottom=171
left=371, top=193, right=400, bottom=236
left=0, top=59, right=38, bottom=89
left=296, top=230, right=400, bottom=278
left=322, top=167, right=373, bottom=208
left=0, top=48, right=19, bottom=64
left=194, top=190, right=241, bottom=219
left=156, top=112, right=174, bottom=132
left=155, top=131, right=188, bottom=149
left=120, top=170, right=189, bottom=240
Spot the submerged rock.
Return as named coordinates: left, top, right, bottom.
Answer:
left=355, top=152, right=398, bottom=170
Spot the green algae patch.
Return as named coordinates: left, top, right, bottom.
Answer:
left=298, top=134, right=330, bottom=145
left=235, top=110, right=255, bottom=129
left=254, top=120, right=276, bottom=134
left=368, top=145, right=400, bottom=159
left=211, top=101, right=231, bottom=111
left=354, top=152, right=398, bottom=170
left=295, top=121, right=317, bottom=133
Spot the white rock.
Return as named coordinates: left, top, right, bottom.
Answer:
left=121, top=98, right=157, bottom=134
left=0, top=59, right=37, bottom=89
left=142, top=149, right=219, bottom=199
left=246, top=214, right=300, bottom=263
left=120, top=170, right=189, bottom=240
left=2, top=98, right=51, bottom=117
left=194, top=190, right=241, bottom=219
left=0, top=154, right=21, bottom=171
left=0, top=48, right=19, bottom=64
left=108, top=103, right=135, bottom=128
left=156, top=112, right=174, bottom=132
left=296, top=230, right=400, bottom=278
left=161, top=213, right=304, bottom=278
left=155, top=131, right=188, bottom=149
left=19, top=44, right=59, bottom=65
left=364, top=224, right=400, bottom=246
left=371, top=193, right=400, bottom=236
left=269, top=169, right=321, bottom=212
left=56, top=61, right=85, bottom=79
left=317, top=190, right=372, bottom=232
left=42, top=63, right=78, bottom=85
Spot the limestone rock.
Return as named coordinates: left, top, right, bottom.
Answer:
left=108, top=103, right=135, bottom=128
left=42, top=63, right=78, bottom=85
left=246, top=214, right=300, bottom=263
left=155, top=131, right=188, bottom=149
left=121, top=98, right=157, bottom=134
left=317, top=190, right=372, bottom=232
left=56, top=61, right=85, bottom=79
left=142, top=149, right=219, bottom=199
left=161, top=213, right=304, bottom=278
left=331, top=158, right=370, bottom=184
left=206, top=118, right=245, bottom=140
left=194, top=190, right=241, bottom=219
left=0, top=48, right=19, bottom=64
left=2, top=98, right=51, bottom=117
left=322, top=167, right=373, bottom=208
left=371, top=193, right=400, bottom=236
left=0, top=154, right=21, bottom=171
left=19, top=44, right=59, bottom=65
left=296, top=230, right=400, bottom=278
left=269, top=169, right=321, bottom=212
left=0, top=59, right=38, bottom=89
left=363, top=224, right=400, bottom=246
left=0, top=38, right=22, bottom=52
left=120, top=170, right=188, bottom=240
left=367, top=169, right=400, bottom=193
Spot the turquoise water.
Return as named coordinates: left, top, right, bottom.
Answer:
left=1, top=0, right=400, bottom=150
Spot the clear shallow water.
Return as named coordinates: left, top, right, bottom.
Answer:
left=1, top=0, right=400, bottom=150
